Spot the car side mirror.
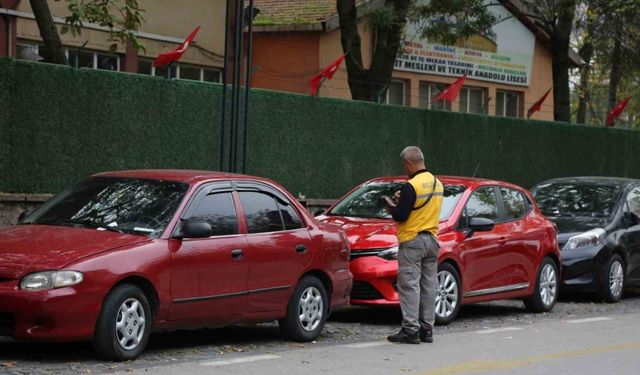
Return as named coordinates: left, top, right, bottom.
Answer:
left=624, top=211, right=640, bottom=227
left=465, top=217, right=496, bottom=238
left=180, top=220, right=213, bottom=239
left=17, top=210, right=32, bottom=223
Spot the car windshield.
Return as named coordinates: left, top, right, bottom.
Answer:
left=532, top=182, right=621, bottom=219
left=22, top=176, right=190, bottom=238
left=328, top=181, right=466, bottom=221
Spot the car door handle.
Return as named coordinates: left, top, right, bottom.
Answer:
left=295, top=244, right=307, bottom=253
left=231, top=249, right=244, bottom=260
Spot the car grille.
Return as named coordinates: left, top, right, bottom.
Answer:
left=0, top=313, right=15, bottom=336
left=351, top=281, right=384, bottom=300
left=350, top=250, right=382, bottom=261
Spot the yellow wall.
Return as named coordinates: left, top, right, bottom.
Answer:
left=15, top=0, right=225, bottom=68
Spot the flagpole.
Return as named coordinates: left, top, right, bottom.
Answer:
left=219, top=0, right=232, bottom=171
left=229, top=0, right=245, bottom=173
left=241, top=0, right=256, bottom=174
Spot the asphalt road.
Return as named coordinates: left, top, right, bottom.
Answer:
left=2, top=288, right=640, bottom=374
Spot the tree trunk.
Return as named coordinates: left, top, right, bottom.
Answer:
left=608, top=26, right=623, bottom=118
left=576, top=40, right=593, bottom=124
left=550, top=0, right=576, bottom=123
left=29, top=0, right=67, bottom=64
left=337, top=0, right=411, bottom=102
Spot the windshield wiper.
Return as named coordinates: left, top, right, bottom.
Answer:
left=58, top=219, right=124, bottom=233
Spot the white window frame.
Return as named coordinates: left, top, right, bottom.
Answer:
left=459, top=86, right=487, bottom=114
left=419, top=82, right=452, bottom=111
left=496, top=89, right=523, bottom=118
left=385, top=79, right=406, bottom=106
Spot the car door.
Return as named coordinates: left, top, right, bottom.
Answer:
left=168, top=182, right=249, bottom=320
left=623, top=185, right=640, bottom=282
left=236, top=182, right=312, bottom=314
left=458, top=186, right=508, bottom=296
left=496, top=187, right=539, bottom=287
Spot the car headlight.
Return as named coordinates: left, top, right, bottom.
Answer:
left=378, top=246, right=399, bottom=260
left=20, top=271, right=84, bottom=291
left=563, top=228, right=606, bottom=251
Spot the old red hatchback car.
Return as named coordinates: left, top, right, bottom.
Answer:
left=0, top=170, right=351, bottom=360
left=318, top=176, right=560, bottom=324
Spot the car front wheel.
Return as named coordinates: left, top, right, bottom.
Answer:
left=599, top=254, right=625, bottom=303
left=279, top=275, right=328, bottom=342
left=524, top=257, right=558, bottom=313
left=435, top=263, right=462, bottom=325
left=93, top=284, right=152, bottom=361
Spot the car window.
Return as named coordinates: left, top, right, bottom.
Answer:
left=275, top=196, right=303, bottom=230
left=531, top=182, right=621, bottom=218
left=184, top=192, right=238, bottom=236
left=628, top=186, right=640, bottom=216
left=462, top=187, right=499, bottom=224
left=500, top=188, right=528, bottom=221
left=239, top=191, right=285, bottom=233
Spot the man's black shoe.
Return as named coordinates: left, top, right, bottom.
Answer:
left=420, top=326, right=433, bottom=343
left=387, top=328, right=420, bottom=344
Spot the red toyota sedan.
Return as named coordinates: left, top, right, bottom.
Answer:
left=318, top=176, right=560, bottom=324
left=0, top=170, right=351, bottom=360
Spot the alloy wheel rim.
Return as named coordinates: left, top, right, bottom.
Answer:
left=298, top=287, right=323, bottom=332
left=436, top=270, right=458, bottom=318
left=115, top=298, right=146, bottom=351
left=609, top=260, right=624, bottom=297
left=539, top=264, right=557, bottom=307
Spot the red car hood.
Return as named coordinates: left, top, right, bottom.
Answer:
left=319, top=216, right=398, bottom=251
left=0, top=225, right=151, bottom=279
left=320, top=215, right=450, bottom=251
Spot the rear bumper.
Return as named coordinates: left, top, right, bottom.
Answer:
left=329, top=268, right=353, bottom=310
left=349, top=256, right=399, bottom=306
left=0, top=281, right=104, bottom=342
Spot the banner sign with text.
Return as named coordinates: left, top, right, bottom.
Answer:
left=395, top=3, right=535, bottom=87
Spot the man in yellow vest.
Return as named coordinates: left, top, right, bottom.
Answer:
left=385, top=146, right=443, bottom=344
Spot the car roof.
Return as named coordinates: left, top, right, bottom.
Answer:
left=367, top=175, right=523, bottom=190
left=533, top=176, right=640, bottom=189
left=93, top=169, right=270, bottom=185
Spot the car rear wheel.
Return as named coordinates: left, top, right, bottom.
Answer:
left=599, top=254, right=625, bottom=303
left=524, top=257, right=558, bottom=313
left=279, top=275, right=328, bottom=342
left=435, top=263, right=461, bottom=326
left=93, top=284, right=152, bottom=361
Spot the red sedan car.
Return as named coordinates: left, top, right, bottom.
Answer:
left=0, top=170, right=351, bottom=360
left=318, top=176, right=560, bottom=324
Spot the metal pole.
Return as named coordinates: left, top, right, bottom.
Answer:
left=219, top=0, right=232, bottom=172
left=230, top=0, right=244, bottom=173
left=242, top=0, right=254, bottom=174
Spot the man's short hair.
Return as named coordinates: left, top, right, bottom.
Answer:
left=400, top=146, right=424, bottom=163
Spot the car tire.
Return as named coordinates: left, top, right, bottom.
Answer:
left=435, top=263, right=462, bottom=326
left=524, top=257, right=558, bottom=313
left=599, top=254, right=625, bottom=303
left=279, top=275, right=328, bottom=342
left=93, top=284, right=152, bottom=361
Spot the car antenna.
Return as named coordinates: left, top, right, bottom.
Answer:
left=472, top=163, right=481, bottom=178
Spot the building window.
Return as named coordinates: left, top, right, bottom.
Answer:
left=138, top=59, right=153, bottom=75
left=203, top=68, right=221, bottom=83
left=67, top=49, right=120, bottom=70
left=419, top=82, right=452, bottom=111
left=386, top=80, right=406, bottom=106
left=16, top=42, right=43, bottom=62
left=96, top=53, right=119, bottom=71
left=139, top=59, right=221, bottom=83
left=178, top=64, right=202, bottom=81
left=496, top=90, right=524, bottom=118
left=459, top=86, right=488, bottom=114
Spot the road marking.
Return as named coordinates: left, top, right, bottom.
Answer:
left=475, top=327, right=523, bottom=334
left=200, top=354, right=280, bottom=367
left=417, top=341, right=640, bottom=375
left=565, top=317, right=612, bottom=324
left=341, top=341, right=389, bottom=349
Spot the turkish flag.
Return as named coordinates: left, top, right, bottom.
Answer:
left=432, top=75, right=467, bottom=102
left=527, top=88, right=552, bottom=119
left=310, top=54, right=346, bottom=96
left=154, top=26, right=201, bottom=67
left=606, top=96, right=632, bottom=127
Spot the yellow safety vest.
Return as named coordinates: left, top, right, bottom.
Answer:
left=396, top=172, right=443, bottom=243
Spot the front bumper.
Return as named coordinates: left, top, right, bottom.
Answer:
left=349, top=256, right=399, bottom=306
left=560, top=245, right=607, bottom=292
left=0, top=280, right=104, bottom=342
